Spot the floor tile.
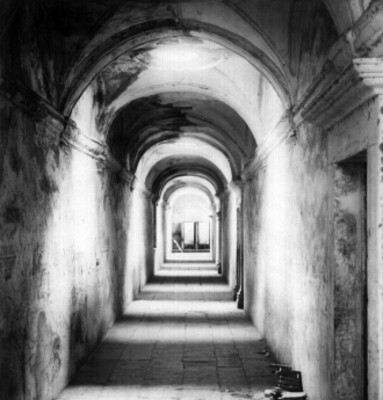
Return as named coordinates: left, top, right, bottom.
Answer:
left=58, top=265, right=276, bottom=399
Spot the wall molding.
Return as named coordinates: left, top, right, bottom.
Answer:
left=241, top=4, right=383, bottom=180
left=61, top=121, right=121, bottom=172
left=242, top=58, right=383, bottom=181
left=291, top=0, right=383, bottom=129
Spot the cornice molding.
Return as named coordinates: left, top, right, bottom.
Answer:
left=351, top=1, right=383, bottom=58
left=293, top=58, right=383, bottom=129
left=61, top=121, right=121, bottom=172
left=243, top=58, right=383, bottom=181
left=291, top=1, right=383, bottom=129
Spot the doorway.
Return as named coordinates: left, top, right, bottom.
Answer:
left=164, top=188, right=216, bottom=263
left=333, top=151, right=368, bottom=400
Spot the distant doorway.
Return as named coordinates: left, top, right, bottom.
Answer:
left=172, top=221, right=210, bottom=252
left=164, top=188, right=216, bottom=262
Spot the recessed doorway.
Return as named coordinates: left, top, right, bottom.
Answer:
left=333, top=151, right=368, bottom=400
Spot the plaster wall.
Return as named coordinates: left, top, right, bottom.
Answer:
left=244, top=97, right=383, bottom=400
left=243, top=122, right=331, bottom=400
left=0, top=100, right=122, bottom=400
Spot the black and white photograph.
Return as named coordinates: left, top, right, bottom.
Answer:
left=0, top=1, right=381, bottom=399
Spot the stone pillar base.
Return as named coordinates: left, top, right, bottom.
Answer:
left=237, top=288, right=244, bottom=309
left=217, top=262, right=222, bottom=274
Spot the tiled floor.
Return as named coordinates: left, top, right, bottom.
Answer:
left=59, top=266, right=276, bottom=400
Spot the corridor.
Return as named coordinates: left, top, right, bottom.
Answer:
left=59, top=266, right=275, bottom=400
left=2, top=1, right=383, bottom=400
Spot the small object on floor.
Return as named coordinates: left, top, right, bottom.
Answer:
left=278, top=370, right=303, bottom=392
left=264, top=365, right=306, bottom=400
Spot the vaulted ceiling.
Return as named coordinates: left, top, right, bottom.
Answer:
left=1, top=0, right=366, bottom=196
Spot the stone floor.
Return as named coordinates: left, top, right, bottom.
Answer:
left=58, top=266, right=276, bottom=400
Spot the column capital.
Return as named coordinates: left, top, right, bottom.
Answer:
left=223, top=180, right=243, bottom=209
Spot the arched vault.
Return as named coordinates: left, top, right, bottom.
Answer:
left=108, top=93, right=253, bottom=177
